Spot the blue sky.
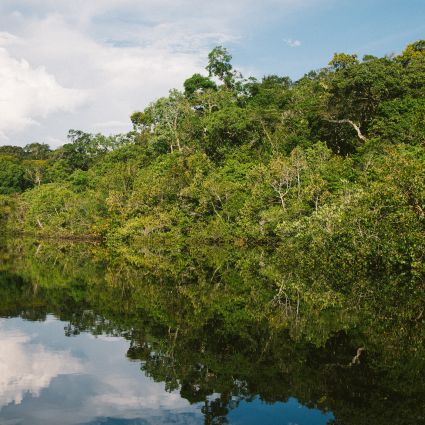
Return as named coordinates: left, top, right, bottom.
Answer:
left=0, top=0, right=423, bottom=146
left=234, top=0, right=425, bottom=78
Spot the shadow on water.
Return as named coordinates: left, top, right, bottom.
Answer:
left=0, top=237, right=424, bottom=424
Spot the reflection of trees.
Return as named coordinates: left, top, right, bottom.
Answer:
left=0, top=238, right=424, bottom=425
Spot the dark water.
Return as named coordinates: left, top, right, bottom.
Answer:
left=0, top=239, right=424, bottom=424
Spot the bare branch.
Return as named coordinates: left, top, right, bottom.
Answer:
left=349, top=347, right=365, bottom=366
left=326, top=119, right=368, bottom=142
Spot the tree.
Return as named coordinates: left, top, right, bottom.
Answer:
left=329, top=53, right=359, bottom=70
left=184, top=73, right=217, bottom=98
left=206, top=46, right=235, bottom=89
left=396, top=39, right=425, bottom=65
left=22, top=160, right=48, bottom=187
left=321, top=55, right=406, bottom=152
left=54, top=130, right=116, bottom=171
left=0, top=156, right=26, bottom=194
left=0, top=146, right=25, bottom=159
left=370, top=97, right=425, bottom=145
left=130, top=111, right=151, bottom=133
left=143, top=90, right=193, bottom=153
left=23, top=143, right=51, bottom=160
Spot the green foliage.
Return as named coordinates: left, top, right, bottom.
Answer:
left=370, top=96, right=425, bottom=144
left=396, top=39, right=425, bottom=66
left=183, top=73, right=217, bottom=97
left=0, top=41, right=423, bottom=289
left=329, top=52, right=359, bottom=70
left=0, top=145, right=25, bottom=158
left=23, top=142, right=51, bottom=159
left=0, top=194, right=15, bottom=224
left=0, top=156, right=26, bottom=194
left=14, top=183, right=101, bottom=236
left=206, top=45, right=234, bottom=88
left=0, top=41, right=424, bottom=425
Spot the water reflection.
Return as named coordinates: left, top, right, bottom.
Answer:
left=0, top=238, right=423, bottom=425
left=0, top=319, right=80, bottom=408
left=0, top=317, right=203, bottom=425
left=0, top=317, right=333, bottom=425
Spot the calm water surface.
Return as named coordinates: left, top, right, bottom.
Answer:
left=0, top=317, right=333, bottom=425
left=0, top=239, right=424, bottom=424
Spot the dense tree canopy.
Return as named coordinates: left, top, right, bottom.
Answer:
left=0, top=40, right=424, bottom=285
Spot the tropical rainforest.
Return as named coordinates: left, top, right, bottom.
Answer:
left=0, top=40, right=424, bottom=288
left=0, top=40, right=425, bottom=424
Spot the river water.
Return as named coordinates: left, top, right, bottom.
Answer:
left=0, top=239, right=423, bottom=424
left=0, top=316, right=334, bottom=425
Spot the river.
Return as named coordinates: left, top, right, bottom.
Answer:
left=0, top=238, right=423, bottom=424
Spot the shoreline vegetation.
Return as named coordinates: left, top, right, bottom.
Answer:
left=0, top=40, right=424, bottom=425
left=0, top=41, right=424, bottom=285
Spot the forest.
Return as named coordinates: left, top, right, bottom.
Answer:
left=0, top=40, right=424, bottom=287
left=0, top=39, right=425, bottom=425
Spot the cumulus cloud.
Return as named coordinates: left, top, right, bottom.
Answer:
left=0, top=0, right=320, bottom=145
left=284, top=38, right=302, bottom=47
left=0, top=47, right=87, bottom=141
left=0, top=31, right=20, bottom=45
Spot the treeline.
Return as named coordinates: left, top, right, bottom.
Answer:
left=0, top=41, right=424, bottom=281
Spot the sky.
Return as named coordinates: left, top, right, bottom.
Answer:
left=0, top=0, right=424, bottom=147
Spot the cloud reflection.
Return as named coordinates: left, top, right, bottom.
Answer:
left=0, top=323, right=82, bottom=408
left=0, top=319, right=202, bottom=425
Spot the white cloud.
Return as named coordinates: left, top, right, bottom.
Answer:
left=0, top=0, right=319, bottom=146
left=92, top=120, right=132, bottom=130
left=91, top=375, right=191, bottom=410
left=0, top=31, right=20, bottom=45
left=284, top=38, right=302, bottom=48
left=0, top=47, right=87, bottom=141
